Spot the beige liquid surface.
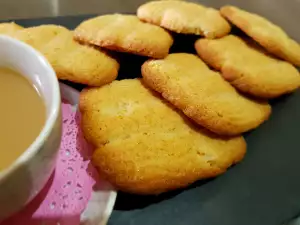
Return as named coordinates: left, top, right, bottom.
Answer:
left=0, top=68, right=46, bottom=171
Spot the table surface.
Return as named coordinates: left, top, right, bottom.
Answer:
left=2, top=1, right=300, bottom=225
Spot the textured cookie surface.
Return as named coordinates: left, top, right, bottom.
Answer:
left=221, top=6, right=300, bottom=66
left=79, top=79, right=246, bottom=194
left=137, top=0, right=231, bottom=38
left=40, top=29, right=119, bottom=86
left=74, top=14, right=173, bottom=58
left=142, top=53, right=271, bottom=136
left=12, top=25, right=68, bottom=49
left=195, top=35, right=300, bottom=98
left=3, top=24, right=119, bottom=86
left=0, top=22, right=23, bottom=35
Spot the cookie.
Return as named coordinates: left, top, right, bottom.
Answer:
left=195, top=35, right=300, bottom=98
left=137, top=0, right=231, bottom=38
left=10, top=25, right=119, bottom=86
left=142, top=53, right=271, bottom=136
left=12, top=25, right=67, bottom=49
left=0, top=22, right=23, bottom=35
left=40, top=29, right=119, bottom=86
left=79, top=79, right=246, bottom=194
left=220, top=6, right=300, bottom=67
left=74, top=14, right=173, bottom=58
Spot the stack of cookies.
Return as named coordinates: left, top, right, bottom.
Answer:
left=1, top=0, right=299, bottom=195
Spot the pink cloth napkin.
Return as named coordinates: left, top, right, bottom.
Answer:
left=2, top=101, right=99, bottom=225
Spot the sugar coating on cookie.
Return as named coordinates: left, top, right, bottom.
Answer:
left=195, top=35, right=300, bottom=99
left=74, top=14, right=173, bottom=58
left=142, top=53, right=271, bottom=136
left=0, top=22, right=23, bottom=35
left=5, top=25, right=119, bottom=86
left=137, top=0, right=231, bottom=38
left=79, top=79, right=246, bottom=194
left=221, top=6, right=300, bottom=67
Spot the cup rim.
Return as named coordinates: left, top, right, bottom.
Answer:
left=0, top=35, right=61, bottom=181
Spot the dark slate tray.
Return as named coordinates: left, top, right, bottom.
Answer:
left=5, top=2, right=300, bottom=224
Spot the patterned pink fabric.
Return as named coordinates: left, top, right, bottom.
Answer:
left=2, top=101, right=99, bottom=225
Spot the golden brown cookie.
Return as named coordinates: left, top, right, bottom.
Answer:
left=8, top=25, right=119, bottom=86
left=142, top=53, right=271, bottom=136
left=195, top=35, right=300, bottom=99
left=0, top=22, right=23, bottom=35
left=12, top=25, right=67, bottom=49
left=40, top=29, right=119, bottom=86
left=74, top=14, right=173, bottom=58
left=220, top=6, right=300, bottom=67
left=137, top=0, right=231, bottom=38
left=80, top=79, right=246, bottom=194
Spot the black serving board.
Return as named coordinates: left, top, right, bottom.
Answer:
left=5, top=1, right=300, bottom=224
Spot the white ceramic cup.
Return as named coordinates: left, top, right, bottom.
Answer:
left=0, top=35, right=62, bottom=221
